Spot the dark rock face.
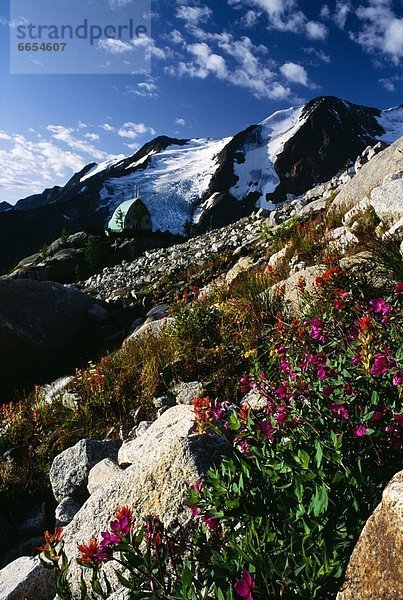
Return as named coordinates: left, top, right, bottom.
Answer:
left=0, top=279, right=105, bottom=399
left=0, top=202, right=12, bottom=213
left=271, top=96, right=385, bottom=201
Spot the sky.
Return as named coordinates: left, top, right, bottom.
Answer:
left=0, top=0, right=402, bottom=205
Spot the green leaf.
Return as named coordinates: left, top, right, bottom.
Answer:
left=314, top=441, right=323, bottom=469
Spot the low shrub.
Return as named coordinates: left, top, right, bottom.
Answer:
left=39, top=280, right=402, bottom=599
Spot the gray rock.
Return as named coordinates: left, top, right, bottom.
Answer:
left=172, top=381, right=206, bottom=406
left=87, top=459, right=122, bottom=495
left=17, top=502, right=46, bottom=542
left=225, top=256, right=255, bottom=284
left=135, top=421, right=151, bottom=437
left=337, top=470, right=403, bottom=600
left=145, top=304, right=169, bottom=320
left=370, top=177, right=403, bottom=221
left=334, top=137, right=403, bottom=211
left=50, top=438, right=121, bottom=503
left=55, top=497, right=81, bottom=526
left=87, top=304, right=109, bottom=322
left=62, top=405, right=227, bottom=597
left=0, top=556, right=55, bottom=599
left=124, top=317, right=175, bottom=345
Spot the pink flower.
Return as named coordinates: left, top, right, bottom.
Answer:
left=395, top=282, right=403, bottom=294
left=309, top=317, right=325, bottom=341
left=395, top=414, right=403, bottom=427
left=329, top=403, right=349, bottom=420
left=393, top=373, right=403, bottom=387
left=202, top=515, right=220, bottom=531
left=370, top=354, right=389, bottom=377
left=334, top=299, right=344, bottom=310
left=276, top=406, right=288, bottom=426
left=369, top=297, right=389, bottom=315
left=234, top=569, right=256, bottom=600
left=257, top=419, right=276, bottom=439
left=353, top=424, right=367, bottom=437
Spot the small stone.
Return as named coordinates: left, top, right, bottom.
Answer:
left=55, top=497, right=81, bottom=526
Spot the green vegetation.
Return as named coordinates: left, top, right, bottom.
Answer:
left=40, top=270, right=402, bottom=599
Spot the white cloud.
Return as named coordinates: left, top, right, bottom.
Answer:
left=117, top=122, right=156, bottom=139
left=176, top=5, right=212, bottom=26
left=320, top=4, right=331, bottom=19
left=334, top=1, right=352, bottom=29
left=100, top=123, right=116, bottom=132
left=169, top=29, right=185, bottom=44
left=98, top=39, right=134, bottom=54
left=352, top=0, right=403, bottom=64
left=47, top=125, right=108, bottom=161
left=380, top=78, right=395, bottom=91
left=128, top=81, right=159, bottom=97
left=306, top=20, right=328, bottom=39
left=228, top=0, right=327, bottom=37
left=175, top=118, right=186, bottom=126
left=280, top=62, right=310, bottom=86
left=84, top=132, right=100, bottom=141
left=303, top=46, right=331, bottom=63
left=0, top=131, right=11, bottom=140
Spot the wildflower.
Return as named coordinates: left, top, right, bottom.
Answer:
left=145, top=515, right=164, bottom=548
left=202, top=514, right=220, bottom=531
left=329, top=403, right=349, bottom=420
left=357, top=315, right=372, bottom=333
left=393, top=373, right=403, bottom=387
left=115, top=505, right=133, bottom=524
left=77, top=538, right=100, bottom=567
left=309, top=317, right=325, bottom=342
left=234, top=569, right=256, bottom=600
left=276, top=406, right=288, bottom=426
left=353, top=424, right=367, bottom=437
left=369, top=298, right=389, bottom=315
left=240, top=375, right=251, bottom=394
left=395, top=414, right=403, bottom=427
left=370, top=354, right=389, bottom=377
left=257, top=419, right=276, bottom=439
left=37, top=527, right=64, bottom=557
left=395, top=282, right=403, bottom=294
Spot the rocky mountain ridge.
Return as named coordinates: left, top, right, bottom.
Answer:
left=0, top=96, right=402, bottom=274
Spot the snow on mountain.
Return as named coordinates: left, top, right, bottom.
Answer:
left=98, top=137, right=231, bottom=234
left=81, top=156, right=125, bottom=182
left=377, top=106, right=403, bottom=144
left=230, top=105, right=307, bottom=210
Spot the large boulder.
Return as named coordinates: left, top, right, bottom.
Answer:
left=333, top=136, right=403, bottom=215
left=0, top=279, right=104, bottom=398
left=61, top=405, right=226, bottom=597
left=50, top=438, right=121, bottom=504
left=270, top=265, right=326, bottom=318
left=337, top=470, right=403, bottom=600
left=0, top=556, right=55, bottom=599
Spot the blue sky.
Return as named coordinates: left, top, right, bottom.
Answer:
left=0, top=0, right=402, bottom=205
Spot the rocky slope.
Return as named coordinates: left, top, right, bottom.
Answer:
left=0, top=136, right=402, bottom=599
left=0, top=97, right=402, bottom=274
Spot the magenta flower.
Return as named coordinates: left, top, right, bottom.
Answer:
left=393, top=373, right=403, bottom=387
left=395, top=282, right=403, bottom=294
left=329, top=403, right=349, bottom=420
left=369, top=297, right=389, bottom=315
left=353, top=424, right=367, bottom=437
left=202, top=514, right=220, bottom=531
left=109, top=514, right=131, bottom=540
left=395, top=414, right=403, bottom=427
left=276, top=406, right=288, bottom=426
left=257, top=419, right=276, bottom=439
left=370, top=354, right=389, bottom=377
left=309, top=317, right=325, bottom=341
left=234, top=569, right=256, bottom=600
left=97, top=541, right=113, bottom=562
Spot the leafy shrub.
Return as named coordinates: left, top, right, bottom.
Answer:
left=40, top=279, right=402, bottom=599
